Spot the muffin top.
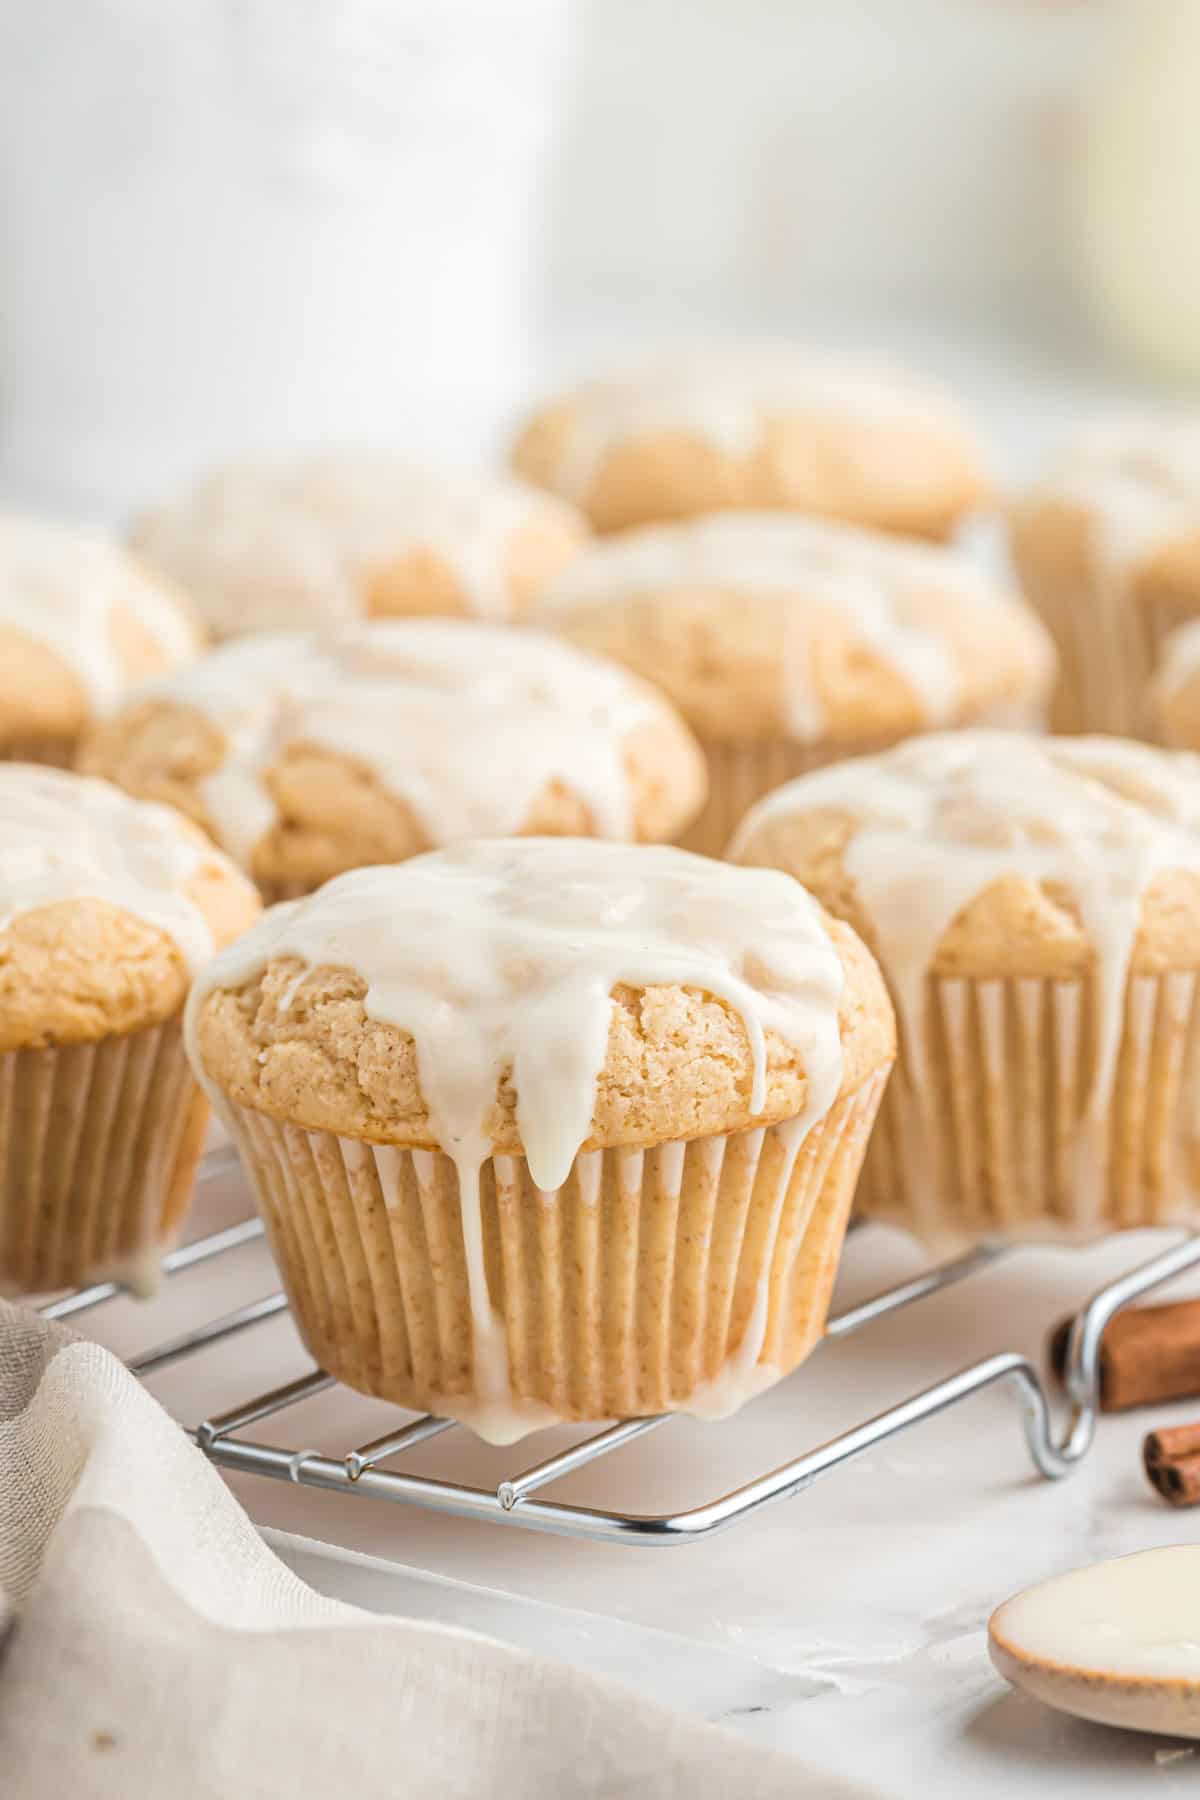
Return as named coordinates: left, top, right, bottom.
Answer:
left=80, top=619, right=707, bottom=888
left=186, top=838, right=894, bottom=1182
left=731, top=730, right=1200, bottom=1120
left=537, top=511, right=1054, bottom=744
left=1011, top=418, right=1200, bottom=611
left=0, top=765, right=260, bottom=1050
left=0, top=512, right=202, bottom=753
left=511, top=348, right=988, bottom=537
left=131, top=454, right=587, bottom=640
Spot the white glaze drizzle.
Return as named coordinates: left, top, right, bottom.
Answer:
left=540, top=510, right=1016, bottom=738
left=541, top=349, right=977, bottom=504
left=1034, top=418, right=1200, bottom=593
left=0, top=512, right=199, bottom=717
left=992, top=1547, right=1200, bottom=1684
left=0, top=764, right=219, bottom=973
left=137, top=619, right=661, bottom=870
left=732, top=731, right=1200, bottom=1202
left=132, top=455, right=578, bottom=637
left=185, top=839, right=847, bottom=1434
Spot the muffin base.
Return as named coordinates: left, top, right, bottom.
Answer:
left=857, top=971, right=1200, bottom=1250
left=223, top=1071, right=887, bottom=1441
left=0, top=1017, right=208, bottom=1295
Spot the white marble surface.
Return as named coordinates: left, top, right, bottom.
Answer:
left=80, top=1154, right=1200, bottom=1799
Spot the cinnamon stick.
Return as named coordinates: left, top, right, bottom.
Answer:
left=1049, top=1298, right=1200, bottom=1412
left=1144, top=1424, right=1200, bottom=1506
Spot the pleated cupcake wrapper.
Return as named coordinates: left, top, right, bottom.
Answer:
left=0, top=1017, right=208, bottom=1295
left=855, top=970, right=1200, bottom=1250
left=1025, top=562, right=1198, bottom=738
left=224, top=1070, right=887, bottom=1435
left=680, top=737, right=906, bottom=859
left=1034, top=571, right=1145, bottom=735
left=682, top=711, right=1044, bottom=862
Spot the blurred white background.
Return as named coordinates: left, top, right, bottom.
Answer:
left=1, top=0, right=1196, bottom=512
left=550, top=0, right=1095, bottom=337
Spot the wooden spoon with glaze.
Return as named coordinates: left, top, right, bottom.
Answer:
left=989, top=1547, right=1200, bottom=1738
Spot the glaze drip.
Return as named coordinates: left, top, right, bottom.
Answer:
left=732, top=731, right=1200, bottom=1192
left=0, top=513, right=199, bottom=715
left=185, top=840, right=847, bottom=1427
left=138, top=619, right=661, bottom=870
left=541, top=510, right=1015, bottom=737
left=0, top=765, right=218, bottom=972
left=1039, top=419, right=1200, bottom=589
left=133, top=455, right=578, bottom=636
left=542, top=349, right=975, bottom=504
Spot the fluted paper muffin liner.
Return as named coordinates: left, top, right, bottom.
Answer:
left=682, top=738, right=905, bottom=859
left=686, top=714, right=1046, bottom=861
left=1022, top=563, right=1196, bottom=738
left=0, top=1016, right=208, bottom=1295
left=856, top=971, right=1200, bottom=1250
left=1027, top=568, right=1146, bottom=735
left=223, top=1070, right=887, bottom=1439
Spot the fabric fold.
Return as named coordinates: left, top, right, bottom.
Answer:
left=0, top=1300, right=870, bottom=1799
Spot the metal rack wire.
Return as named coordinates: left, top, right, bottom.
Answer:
left=37, top=1146, right=1200, bottom=1548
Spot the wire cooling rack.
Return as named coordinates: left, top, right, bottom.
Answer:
left=35, top=1145, right=1200, bottom=1548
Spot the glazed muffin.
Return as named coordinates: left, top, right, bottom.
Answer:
left=732, top=731, right=1200, bottom=1250
left=1010, top=418, right=1200, bottom=736
left=0, top=765, right=260, bottom=1294
left=79, top=619, right=706, bottom=898
left=510, top=348, right=989, bottom=537
left=1153, top=620, right=1200, bottom=748
left=537, top=512, right=1054, bottom=855
left=0, top=512, right=202, bottom=765
left=131, top=454, right=587, bottom=640
left=185, top=839, right=895, bottom=1439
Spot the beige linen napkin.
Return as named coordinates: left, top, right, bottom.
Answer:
left=0, top=1300, right=868, bottom=1799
